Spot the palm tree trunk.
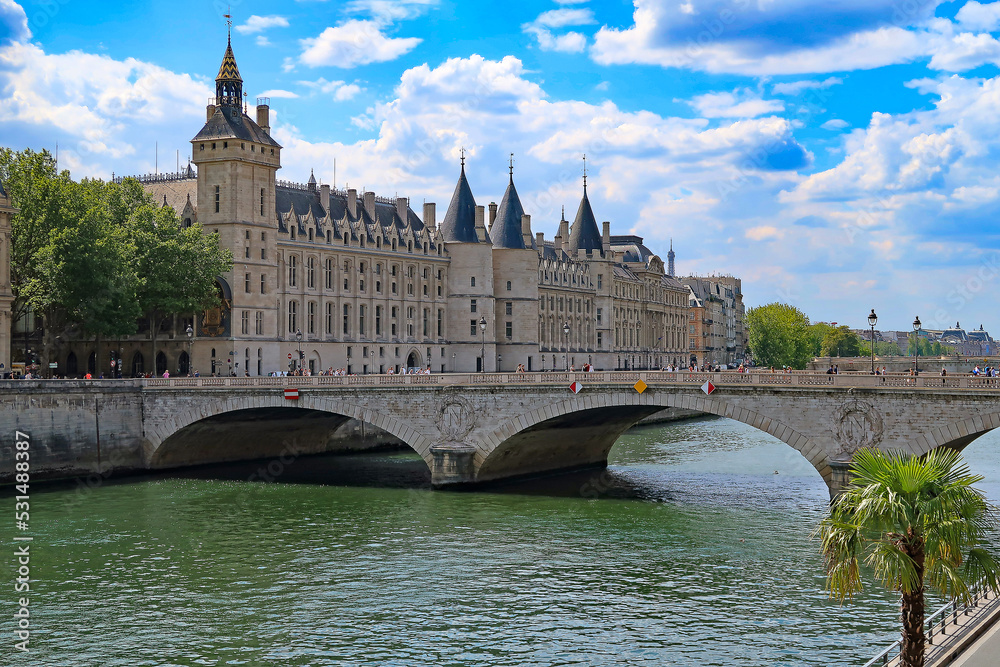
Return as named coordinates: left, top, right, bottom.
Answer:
left=900, top=544, right=926, bottom=667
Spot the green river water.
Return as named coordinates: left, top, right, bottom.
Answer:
left=8, top=416, right=1000, bottom=666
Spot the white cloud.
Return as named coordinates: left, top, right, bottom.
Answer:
left=235, top=15, right=289, bottom=35
left=821, top=118, right=849, bottom=130
left=533, top=8, right=595, bottom=28
left=523, top=7, right=595, bottom=52
left=298, top=20, right=421, bottom=68
left=345, top=0, right=439, bottom=22
left=772, top=77, right=842, bottom=96
left=300, top=77, right=365, bottom=101
left=590, top=0, right=942, bottom=75
left=956, top=1, right=1000, bottom=32
left=256, top=36, right=272, bottom=47
left=0, top=41, right=210, bottom=175
left=0, top=0, right=29, bottom=44
left=685, top=89, right=784, bottom=118
left=260, top=89, right=299, bottom=99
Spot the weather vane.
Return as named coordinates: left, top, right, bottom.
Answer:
left=460, top=147, right=466, bottom=168
left=224, top=5, right=233, bottom=39
left=582, top=154, right=588, bottom=188
left=509, top=153, right=514, bottom=177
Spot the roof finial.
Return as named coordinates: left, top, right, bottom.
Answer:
left=582, top=154, right=588, bottom=190
left=225, top=5, right=233, bottom=43
left=509, top=153, right=514, bottom=181
left=460, top=147, right=466, bottom=169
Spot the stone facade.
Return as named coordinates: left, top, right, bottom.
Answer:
left=682, top=275, right=746, bottom=367
left=58, top=38, right=694, bottom=376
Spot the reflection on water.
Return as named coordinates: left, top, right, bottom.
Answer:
left=14, top=416, right=1000, bottom=666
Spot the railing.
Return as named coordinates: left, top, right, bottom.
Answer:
left=9, top=371, right=1000, bottom=391
left=862, top=589, right=1000, bottom=666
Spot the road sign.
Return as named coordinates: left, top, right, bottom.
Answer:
left=634, top=380, right=647, bottom=394
left=284, top=388, right=299, bottom=400
left=288, top=353, right=293, bottom=359
left=701, top=381, right=716, bottom=395
left=569, top=381, right=583, bottom=394
left=49, top=363, right=58, bottom=369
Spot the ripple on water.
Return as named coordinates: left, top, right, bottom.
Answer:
left=15, top=416, right=1000, bottom=666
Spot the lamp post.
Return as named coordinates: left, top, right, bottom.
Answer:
left=370, top=349, right=375, bottom=374
left=563, top=321, right=570, bottom=371
left=295, top=328, right=302, bottom=373
left=479, top=316, right=487, bottom=373
left=497, top=353, right=502, bottom=373
left=637, top=320, right=642, bottom=369
left=867, top=309, right=877, bottom=375
left=185, top=324, right=193, bottom=376
left=913, top=316, right=921, bottom=376
left=452, top=353, right=456, bottom=373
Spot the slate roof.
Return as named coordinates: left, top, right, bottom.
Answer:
left=217, top=39, right=243, bottom=83
left=568, top=186, right=603, bottom=252
left=610, top=235, right=654, bottom=264
left=441, top=166, right=481, bottom=243
left=193, top=108, right=281, bottom=146
left=491, top=176, right=530, bottom=249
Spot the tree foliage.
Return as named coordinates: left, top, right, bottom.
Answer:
left=1, top=148, right=232, bottom=344
left=746, top=302, right=812, bottom=369
left=821, top=325, right=862, bottom=357
left=818, top=448, right=1000, bottom=667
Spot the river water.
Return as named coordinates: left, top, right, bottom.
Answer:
left=12, top=417, right=1000, bottom=667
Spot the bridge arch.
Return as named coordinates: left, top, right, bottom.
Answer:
left=916, top=411, right=1000, bottom=456
left=476, top=391, right=826, bottom=484
left=145, top=393, right=434, bottom=471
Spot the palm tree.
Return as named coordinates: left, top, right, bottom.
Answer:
left=818, top=448, right=1000, bottom=667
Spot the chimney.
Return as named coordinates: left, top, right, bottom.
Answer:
left=320, top=184, right=330, bottom=209
left=256, top=103, right=270, bottom=134
left=363, top=191, right=376, bottom=219
left=206, top=103, right=216, bottom=121
left=521, top=214, right=532, bottom=247
left=557, top=218, right=570, bottom=254
left=602, top=221, right=611, bottom=252
left=535, top=232, right=544, bottom=249
left=347, top=188, right=357, bottom=218
left=396, top=197, right=408, bottom=224
left=488, top=202, right=498, bottom=228
left=423, top=202, right=436, bottom=230
left=475, top=205, right=487, bottom=242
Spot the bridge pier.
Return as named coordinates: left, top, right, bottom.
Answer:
left=828, top=460, right=854, bottom=500
left=429, top=444, right=478, bottom=486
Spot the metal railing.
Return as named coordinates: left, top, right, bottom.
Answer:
left=8, top=370, right=1000, bottom=391
left=862, top=589, right=1000, bottom=666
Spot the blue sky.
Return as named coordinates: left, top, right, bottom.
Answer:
left=4, top=0, right=1000, bottom=331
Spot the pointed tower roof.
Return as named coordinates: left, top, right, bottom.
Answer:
left=441, top=157, right=480, bottom=243
left=568, top=184, right=602, bottom=252
left=217, top=37, right=243, bottom=84
left=491, top=157, right=528, bottom=249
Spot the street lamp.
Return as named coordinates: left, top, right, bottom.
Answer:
left=497, top=353, right=502, bottom=373
left=913, top=316, right=921, bottom=376
left=452, top=353, right=456, bottom=373
left=563, top=321, right=570, bottom=371
left=185, top=324, right=193, bottom=376
left=867, top=309, right=877, bottom=375
left=295, top=328, right=302, bottom=373
left=371, top=349, right=375, bottom=374
left=479, top=316, right=487, bottom=373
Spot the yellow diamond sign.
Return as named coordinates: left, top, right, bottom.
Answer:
left=634, top=380, right=648, bottom=394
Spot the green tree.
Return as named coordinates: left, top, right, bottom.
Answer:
left=746, top=303, right=812, bottom=369
left=807, top=322, right=834, bottom=356
left=126, top=197, right=231, bottom=373
left=821, top=325, right=862, bottom=357
left=818, top=448, right=1000, bottom=667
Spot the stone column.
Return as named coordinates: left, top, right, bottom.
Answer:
left=429, top=443, right=477, bottom=487
left=828, top=459, right=854, bottom=501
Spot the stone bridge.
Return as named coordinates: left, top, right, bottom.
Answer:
left=5, top=371, right=1000, bottom=497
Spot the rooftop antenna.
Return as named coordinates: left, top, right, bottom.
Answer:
left=334, top=158, right=336, bottom=189
left=155, top=141, right=158, bottom=174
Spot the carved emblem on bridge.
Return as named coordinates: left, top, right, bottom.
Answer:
left=438, top=396, right=477, bottom=442
left=835, top=399, right=884, bottom=455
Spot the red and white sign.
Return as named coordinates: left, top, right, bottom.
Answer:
left=287, top=353, right=293, bottom=360
left=569, top=381, right=583, bottom=394
left=284, top=388, right=300, bottom=400
left=701, top=381, right=716, bottom=395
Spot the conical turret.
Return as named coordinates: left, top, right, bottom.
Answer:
left=491, top=157, right=528, bottom=249
left=215, top=35, right=244, bottom=109
left=441, top=155, right=480, bottom=243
